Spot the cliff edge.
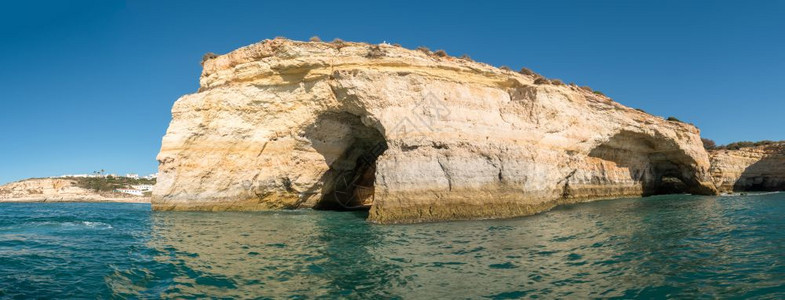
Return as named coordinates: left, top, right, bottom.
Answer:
left=0, top=178, right=149, bottom=203
left=153, top=39, right=717, bottom=223
left=710, top=143, right=785, bottom=193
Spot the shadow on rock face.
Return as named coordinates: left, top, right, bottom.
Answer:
left=301, top=112, right=388, bottom=211
left=588, top=130, right=714, bottom=197
left=732, top=155, right=785, bottom=192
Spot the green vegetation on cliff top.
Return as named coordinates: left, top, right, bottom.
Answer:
left=69, top=176, right=156, bottom=193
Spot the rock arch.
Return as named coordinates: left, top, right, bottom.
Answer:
left=584, top=130, right=715, bottom=197
left=302, top=112, right=388, bottom=210
left=153, top=39, right=719, bottom=222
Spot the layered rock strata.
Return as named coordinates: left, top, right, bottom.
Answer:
left=710, top=144, right=785, bottom=193
left=0, top=178, right=149, bottom=203
left=153, top=39, right=717, bottom=223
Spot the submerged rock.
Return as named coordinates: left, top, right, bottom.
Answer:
left=153, top=39, right=717, bottom=223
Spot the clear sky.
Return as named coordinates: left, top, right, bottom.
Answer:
left=1, top=0, right=783, bottom=185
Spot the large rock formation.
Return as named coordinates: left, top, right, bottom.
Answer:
left=0, top=178, right=149, bottom=203
left=710, top=144, right=785, bottom=193
left=153, top=39, right=717, bottom=223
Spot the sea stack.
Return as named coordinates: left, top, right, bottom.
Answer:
left=153, top=38, right=718, bottom=223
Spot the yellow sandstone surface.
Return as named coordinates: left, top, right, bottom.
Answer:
left=710, top=144, right=785, bottom=193
left=153, top=39, right=717, bottom=223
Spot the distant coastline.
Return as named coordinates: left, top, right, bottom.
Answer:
left=0, top=177, right=153, bottom=204
left=0, top=198, right=150, bottom=204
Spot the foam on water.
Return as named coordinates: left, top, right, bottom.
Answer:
left=23, top=220, right=113, bottom=229
left=721, top=191, right=781, bottom=197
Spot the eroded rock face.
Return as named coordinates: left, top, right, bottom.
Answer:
left=710, top=144, right=785, bottom=193
left=153, top=39, right=717, bottom=223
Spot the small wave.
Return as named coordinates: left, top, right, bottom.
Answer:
left=721, top=191, right=781, bottom=197
left=26, top=221, right=113, bottom=230
left=80, top=221, right=113, bottom=229
left=750, top=191, right=781, bottom=196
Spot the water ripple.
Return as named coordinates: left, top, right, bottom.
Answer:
left=1, top=195, right=785, bottom=298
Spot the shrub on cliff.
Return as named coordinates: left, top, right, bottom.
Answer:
left=500, top=66, right=512, bottom=71
left=367, top=45, right=385, bottom=58
left=459, top=54, right=472, bottom=61
left=720, top=140, right=783, bottom=150
left=667, top=116, right=683, bottom=123
left=534, top=77, right=549, bottom=85
left=702, top=138, right=717, bottom=150
left=309, top=36, right=322, bottom=42
left=593, top=90, right=606, bottom=96
left=73, top=176, right=156, bottom=193
left=724, top=141, right=755, bottom=150
left=518, top=67, right=535, bottom=76
left=757, top=140, right=776, bottom=146
left=416, top=46, right=431, bottom=54
left=201, top=52, right=218, bottom=66
left=434, top=49, right=448, bottom=57
left=332, top=38, right=346, bottom=49
left=550, top=79, right=564, bottom=85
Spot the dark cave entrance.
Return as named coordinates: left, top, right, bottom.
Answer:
left=645, top=153, right=692, bottom=196
left=656, top=176, right=688, bottom=194
left=316, top=141, right=388, bottom=211
left=304, top=113, right=388, bottom=211
left=588, top=131, right=702, bottom=196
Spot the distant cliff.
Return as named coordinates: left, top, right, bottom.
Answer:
left=0, top=178, right=149, bottom=203
left=710, top=143, right=785, bottom=193
left=153, top=38, right=717, bottom=223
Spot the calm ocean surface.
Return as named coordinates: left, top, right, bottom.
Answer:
left=1, top=193, right=785, bottom=299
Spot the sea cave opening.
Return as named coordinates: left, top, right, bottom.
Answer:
left=304, top=112, right=388, bottom=211
left=645, top=152, right=692, bottom=196
left=588, top=131, right=699, bottom=197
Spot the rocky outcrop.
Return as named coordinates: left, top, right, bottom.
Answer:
left=0, top=178, right=149, bottom=203
left=153, top=39, right=717, bottom=223
left=710, top=144, right=785, bottom=193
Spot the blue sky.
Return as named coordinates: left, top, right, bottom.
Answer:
left=1, top=0, right=783, bottom=184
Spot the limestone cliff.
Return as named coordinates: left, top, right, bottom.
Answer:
left=0, top=178, right=149, bottom=203
left=710, top=144, right=785, bottom=193
left=153, top=39, right=717, bottom=223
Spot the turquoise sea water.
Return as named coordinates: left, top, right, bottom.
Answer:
left=1, top=193, right=785, bottom=299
